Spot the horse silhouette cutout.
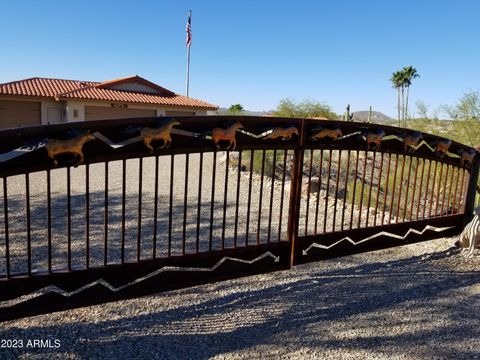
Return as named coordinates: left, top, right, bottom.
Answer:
left=141, top=119, right=180, bottom=153
left=402, top=131, right=423, bottom=152
left=263, top=126, right=299, bottom=140
left=45, top=132, right=96, bottom=167
left=460, top=148, right=476, bottom=168
left=363, top=129, right=385, bottom=151
left=311, top=126, right=343, bottom=141
left=211, top=121, right=243, bottom=150
left=435, top=138, right=452, bottom=158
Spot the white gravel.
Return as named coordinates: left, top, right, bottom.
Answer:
left=1, top=236, right=479, bottom=359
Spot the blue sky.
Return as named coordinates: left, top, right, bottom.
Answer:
left=1, top=0, right=479, bottom=117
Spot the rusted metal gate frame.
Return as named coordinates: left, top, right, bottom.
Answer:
left=0, top=116, right=477, bottom=321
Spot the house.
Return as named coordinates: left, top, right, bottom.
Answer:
left=0, top=75, right=218, bottom=128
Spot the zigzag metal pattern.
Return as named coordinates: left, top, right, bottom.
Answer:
left=302, top=225, right=454, bottom=255
left=0, top=252, right=280, bottom=309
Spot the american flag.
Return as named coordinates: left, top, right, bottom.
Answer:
left=186, top=12, right=192, bottom=48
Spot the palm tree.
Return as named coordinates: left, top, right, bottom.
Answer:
left=402, top=66, right=420, bottom=126
left=390, top=71, right=404, bottom=127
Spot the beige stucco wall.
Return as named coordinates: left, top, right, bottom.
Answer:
left=0, top=96, right=66, bottom=125
left=65, top=100, right=206, bottom=122
left=0, top=96, right=209, bottom=125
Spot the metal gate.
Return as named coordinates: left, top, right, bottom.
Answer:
left=0, top=116, right=478, bottom=321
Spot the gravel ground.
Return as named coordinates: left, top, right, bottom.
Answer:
left=1, top=236, right=479, bottom=359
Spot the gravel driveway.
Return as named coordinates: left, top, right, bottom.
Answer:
left=1, top=236, right=479, bottom=359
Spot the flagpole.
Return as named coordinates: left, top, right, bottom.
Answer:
left=186, top=10, right=192, bottom=97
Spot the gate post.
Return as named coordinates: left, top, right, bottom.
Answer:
left=287, top=119, right=305, bottom=268
left=463, top=152, right=480, bottom=225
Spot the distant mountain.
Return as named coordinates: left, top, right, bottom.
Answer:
left=209, top=108, right=270, bottom=116
left=351, top=111, right=395, bottom=124
left=209, top=108, right=396, bottom=125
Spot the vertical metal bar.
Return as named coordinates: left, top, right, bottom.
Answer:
left=305, top=149, right=314, bottom=236
left=66, top=173, right=74, bottom=264
left=47, top=170, right=52, bottom=273
left=365, top=151, right=375, bottom=227
left=381, top=154, right=391, bottom=225
left=323, top=149, right=332, bottom=233
left=409, top=157, right=419, bottom=221
left=440, top=165, right=450, bottom=216
left=341, top=150, right=351, bottom=230
left=451, top=166, right=460, bottom=213
left=457, top=169, right=466, bottom=213
left=267, top=149, right=277, bottom=244
left=221, top=151, right=229, bottom=249
left=152, top=156, right=159, bottom=258
left=183, top=154, right=189, bottom=255
left=209, top=151, right=217, bottom=251
left=374, top=152, right=384, bottom=227
left=3, top=178, right=10, bottom=279
left=245, top=150, right=254, bottom=245
left=25, top=173, right=32, bottom=276
left=196, top=153, right=203, bottom=253
left=137, top=158, right=143, bottom=261
left=401, top=156, right=412, bottom=222
left=446, top=165, right=455, bottom=215
left=278, top=150, right=288, bottom=240
left=121, top=159, right=126, bottom=264
left=233, top=151, right=241, bottom=248
left=169, top=155, right=175, bottom=256
left=256, top=150, right=266, bottom=245
left=85, top=164, right=90, bottom=268
left=463, top=156, right=480, bottom=223
left=357, top=151, right=368, bottom=228
left=349, top=150, right=360, bottom=229
left=415, top=158, right=425, bottom=220
left=287, top=119, right=305, bottom=267
left=389, top=154, right=398, bottom=224
left=428, top=161, right=438, bottom=218
left=104, top=162, right=108, bottom=265
left=423, top=160, right=432, bottom=219
left=314, top=150, right=324, bottom=235
left=434, top=163, right=444, bottom=217
left=395, top=155, right=406, bottom=224
left=333, top=150, right=342, bottom=231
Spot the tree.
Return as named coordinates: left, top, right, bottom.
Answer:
left=228, top=104, right=244, bottom=114
left=456, top=90, right=480, bottom=120
left=442, top=91, right=480, bottom=146
left=390, top=70, right=404, bottom=127
left=273, top=98, right=337, bottom=119
left=415, top=100, right=429, bottom=119
left=402, top=66, right=420, bottom=125
left=441, top=91, right=480, bottom=121
left=391, top=66, right=420, bottom=127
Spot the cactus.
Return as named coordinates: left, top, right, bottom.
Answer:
left=344, top=104, right=353, bottom=121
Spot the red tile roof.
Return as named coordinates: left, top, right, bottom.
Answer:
left=0, top=76, right=218, bottom=110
